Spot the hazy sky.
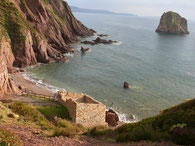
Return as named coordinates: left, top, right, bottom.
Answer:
left=66, top=0, right=195, bottom=20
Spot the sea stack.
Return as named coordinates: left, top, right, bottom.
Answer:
left=123, top=82, right=130, bottom=89
left=156, top=11, right=189, bottom=34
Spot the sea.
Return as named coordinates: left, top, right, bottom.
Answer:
left=24, top=13, right=195, bottom=122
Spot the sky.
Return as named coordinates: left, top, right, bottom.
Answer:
left=65, top=0, right=195, bottom=20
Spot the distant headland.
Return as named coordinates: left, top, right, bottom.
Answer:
left=70, top=6, right=136, bottom=16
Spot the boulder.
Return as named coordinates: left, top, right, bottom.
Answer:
left=124, top=82, right=130, bottom=89
left=81, top=47, right=90, bottom=53
left=7, top=66, right=17, bottom=74
left=19, top=68, right=26, bottom=72
left=106, top=109, right=119, bottom=127
left=130, top=114, right=136, bottom=120
left=97, top=34, right=109, bottom=37
left=156, top=11, right=189, bottom=34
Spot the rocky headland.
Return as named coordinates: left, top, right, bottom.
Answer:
left=0, top=0, right=95, bottom=96
left=156, top=11, right=189, bottom=34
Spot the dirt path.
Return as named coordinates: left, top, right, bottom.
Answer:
left=0, top=72, right=60, bottom=107
left=0, top=124, right=95, bottom=146
left=0, top=124, right=174, bottom=146
left=0, top=94, right=60, bottom=107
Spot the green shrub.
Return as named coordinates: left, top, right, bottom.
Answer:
left=9, top=102, right=52, bottom=129
left=115, top=99, right=195, bottom=144
left=51, top=117, right=83, bottom=137
left=85, top=125, right=109, bottom=137
left=52, top=127, right=74, bottom=137
left=0, top=128, right=22, bottom=146
left=152, top=99, right=195, bottom=132
left=116, top=125, right=159, bottom=142
left=37, top=106, right=70, bottom=121
left=170, top=127, right=195, bottom=145
left=170, top=123, right=187, bottom=132
left=55, top=117, right=83, bottom=133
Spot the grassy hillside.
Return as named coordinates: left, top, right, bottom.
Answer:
left=0, top=101, right=84, bottom=145
left=1, top=99, right=194, bottom=145
left=115, top=99, right=195, bottom=145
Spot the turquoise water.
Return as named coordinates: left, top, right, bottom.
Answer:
left=26, top=13, right=195, bottom=121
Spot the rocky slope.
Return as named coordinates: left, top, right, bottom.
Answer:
left=0, top=26, right=19, bottom=97
left=0, top=0, right=95, bottom=96
left=156, top=11, right=189, bottom=34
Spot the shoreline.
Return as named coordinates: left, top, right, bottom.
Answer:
left=11, top=72, right=55, bottom=97
left=10, top=71, right=138, bottom=124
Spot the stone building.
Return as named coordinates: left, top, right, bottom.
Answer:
left=57, top=91, right=107, bottom=127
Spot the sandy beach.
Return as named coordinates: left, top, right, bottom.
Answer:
left=0, top=72, right=57, bottom=106
left=12, top=72, right=55, bottom=97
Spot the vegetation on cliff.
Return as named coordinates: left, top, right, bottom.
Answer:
left=86, top=99, right=195, bottom=145
left=156, top=11, right=189, bottom=34
left=115, top=99, right=195, bottom=145
left=1, top=99, right=194, bottom=145
left=0, top=0, right=94, bottom=96
left=0, top=0, right=94, bottom=67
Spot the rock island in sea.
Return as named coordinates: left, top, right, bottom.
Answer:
left=156, top=11, right=189, bottom=34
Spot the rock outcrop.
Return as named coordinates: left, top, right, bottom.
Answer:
left=0, top=27, right=19, bottom=96
left=156, top=11, right=189, bottom=34
left=0, top=0, right=94, bottom=96
left=106, top=109, right=119, bottom=127
left=81, top=37, right=117, bottom=46
left=97, top=34, right=109, bottom=37
left=123, top=82, right=130, bottom=89
left=0, top=0, right=94, bottom=67
left=81, top=47, right=89, bottom=54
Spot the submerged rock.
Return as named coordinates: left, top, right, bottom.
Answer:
left=156, top=11, right=189, bottom=34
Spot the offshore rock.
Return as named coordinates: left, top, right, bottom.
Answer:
left=81, top=37, right=117, bottom=45
left=93, top=37, right=117, bottom=44
left=81, top=47, right=89, bottom=53
left=124, top=82, right=130, bottom=89
left=156, top=11, right=189, bottom=34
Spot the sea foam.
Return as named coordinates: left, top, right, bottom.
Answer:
left=23, top=72, right=136, bottom=124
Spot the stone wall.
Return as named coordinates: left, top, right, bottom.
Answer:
left=76, top=101, right=106, bottom=127
left=59, top=98, right=77, bottom=122
left=57, top=91, right=107, bottom=127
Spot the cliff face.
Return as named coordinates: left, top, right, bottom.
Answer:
left=0, top=27, right=19, bottom=96
left=156, top=11, right=189, bottom=34
left=0, top=0, right=94, bottom=95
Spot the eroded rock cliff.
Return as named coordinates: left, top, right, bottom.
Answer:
left=0, top=27, right=19, bottom=96
left=0, top=0, right=94, bottom=95
left=156, top=11, right=189, bottom=34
